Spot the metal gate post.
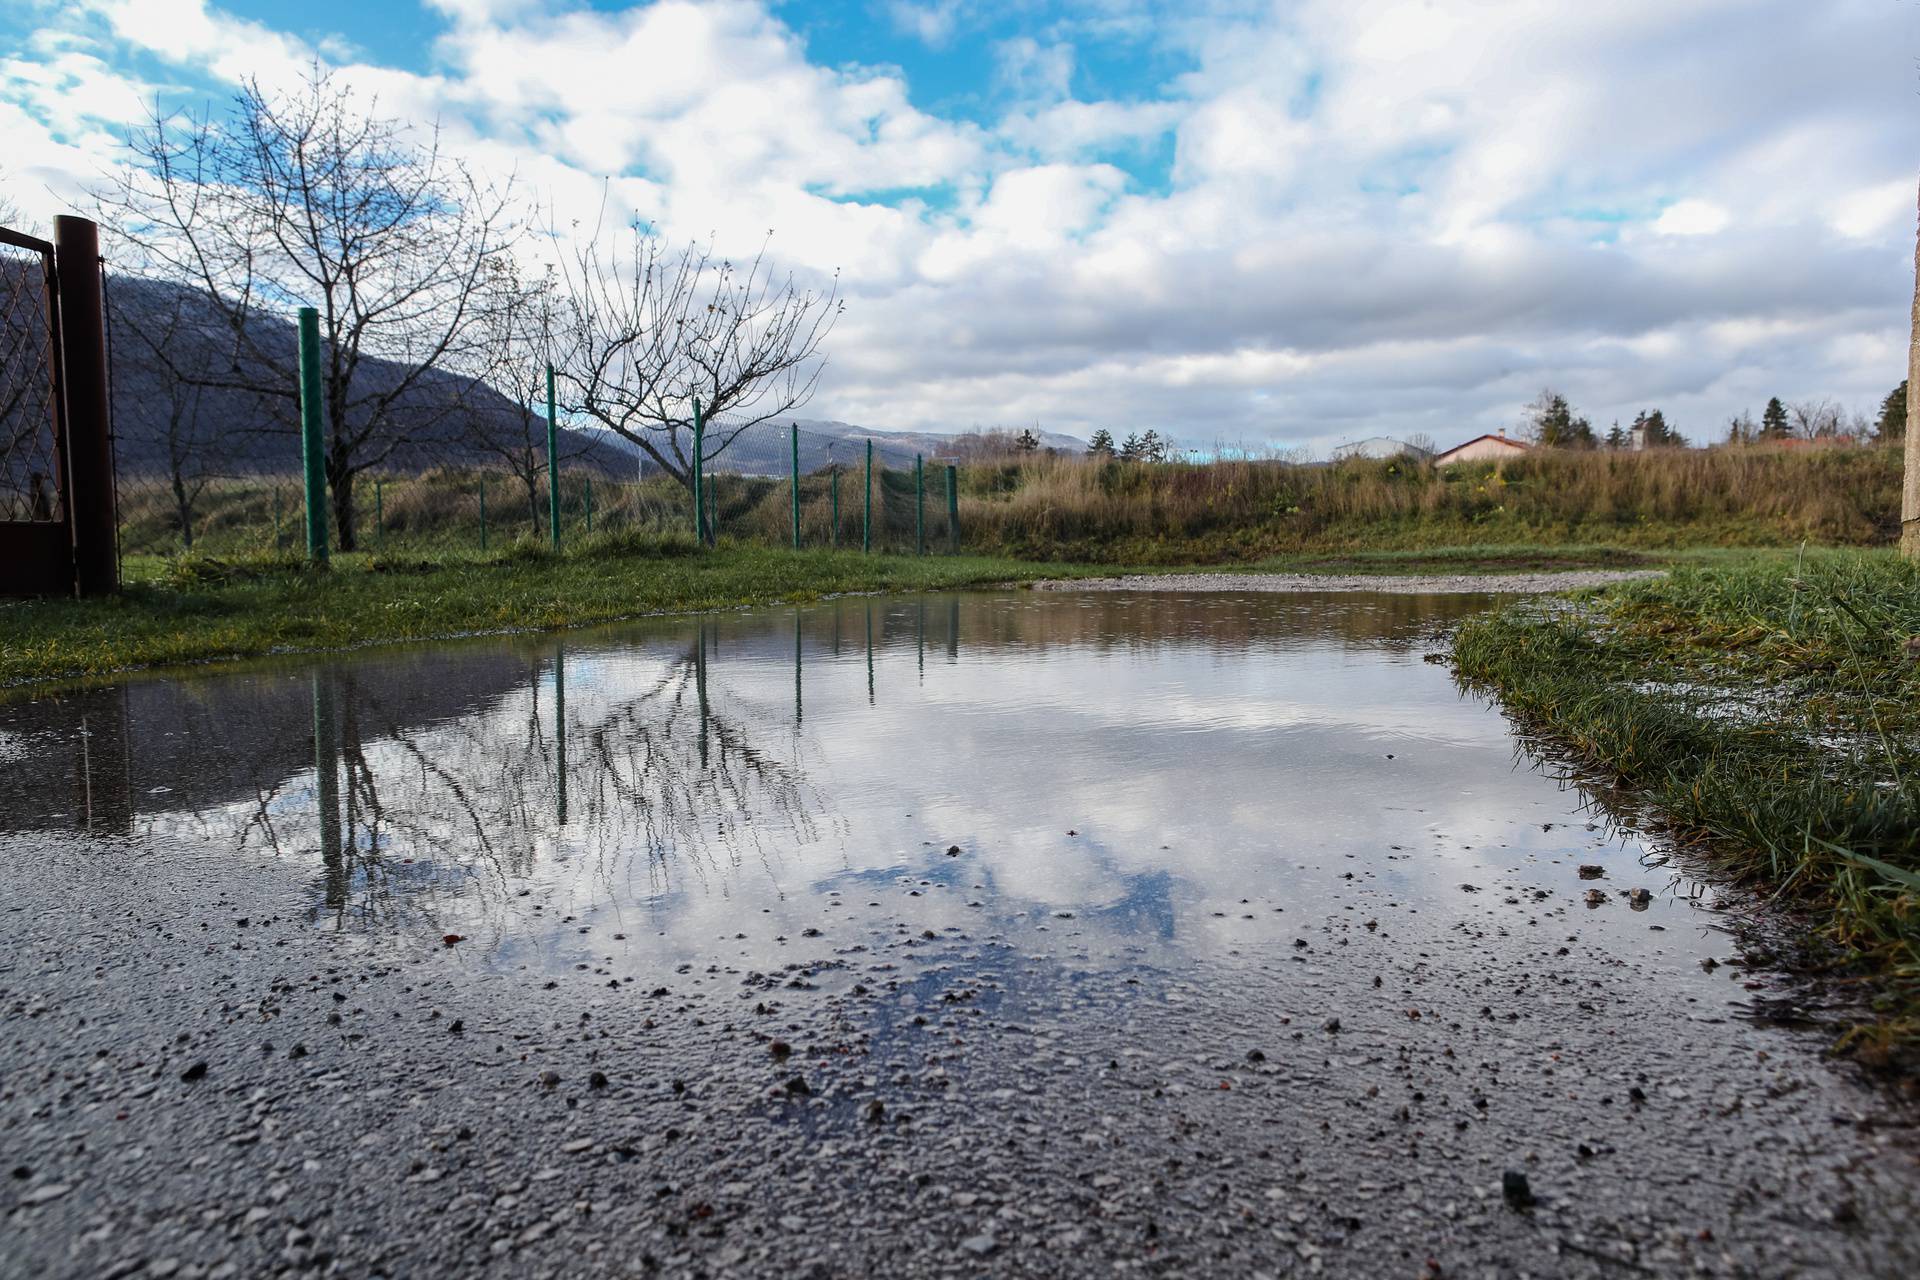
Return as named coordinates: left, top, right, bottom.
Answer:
left=53, top=216, right=117, bottom=594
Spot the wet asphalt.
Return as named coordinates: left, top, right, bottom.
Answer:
left=5, top=827, right=1918, bottom=1279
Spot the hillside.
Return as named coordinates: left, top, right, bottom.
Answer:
left=86, top=273, right=1081, bottom=483
left=100, top=274, right=635, bottom=478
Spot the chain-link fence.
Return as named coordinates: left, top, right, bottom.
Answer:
left=689, top=412, right=959, bottom=555
left=103, top=332, right=966, bottom=563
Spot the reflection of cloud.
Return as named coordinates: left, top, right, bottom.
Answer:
left=16, top=592, right=1717, bottom=983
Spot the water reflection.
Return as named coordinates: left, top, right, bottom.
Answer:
left=0, top=591, right=1717, bottom=976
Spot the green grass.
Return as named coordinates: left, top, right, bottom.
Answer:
left=1451, top=549, right=1920, bottom=1056
left=0, top=534, right=1114, bottom=690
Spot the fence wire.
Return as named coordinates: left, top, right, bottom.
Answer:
left=103, top=344, right=964, bottom=562
left=694, top=413, right=957, bottom=554
left=0, top=231, right=63, bottom=524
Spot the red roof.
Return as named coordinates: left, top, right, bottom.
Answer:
left=1435, top=433, right=1530, bottom=458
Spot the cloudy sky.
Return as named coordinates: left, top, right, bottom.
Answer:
left=2, top=0, right=1915, bottom=453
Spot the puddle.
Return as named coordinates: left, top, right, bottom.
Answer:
left=1, top=590, right=1730, bottom=994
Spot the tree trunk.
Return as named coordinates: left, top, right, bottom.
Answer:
left=172, top=471, right=194, bottom=551
left=1906, top=177, right=1920, bottom=559
left=329, top=456, right=359, bottom=553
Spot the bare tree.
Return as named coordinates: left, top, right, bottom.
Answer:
left=108, top=279, right=237, bottom=549
left=1788, top=398, right=1845, bottom=440
left=0, top=166, right=21, bottom=228
left=462, top=257, right=588, bottom=532
left=97, top=65, right=518, bottom=550
left=554, top=213, right=839, bottom=490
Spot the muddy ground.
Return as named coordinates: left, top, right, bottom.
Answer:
left=4, top=826, right=1917, bottom=1279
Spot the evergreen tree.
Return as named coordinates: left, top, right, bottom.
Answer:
left=1528, top=390, right=1597, bottom=449
left=1760, top=397, right=1790, bottom=440
left=1604, top=421, right=1627, bottom=450
left=1015, top=428, right=1040, bottom=453
left=1087, top=429, right=1116, bottom=457
left=1875, top=381, right=1907, bottom=442
left=1119, top=433, right=1143, bottom=461
left=1726, top=410, right=1757, bottom=445
left=1634, top=409, right=1681, bottom=447
left=1138, top=429, right=1165, bottom=462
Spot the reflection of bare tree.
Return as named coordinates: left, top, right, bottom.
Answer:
left=572, top=625, right=826, bottom=902
left=188, top=626, right=834, bottom=932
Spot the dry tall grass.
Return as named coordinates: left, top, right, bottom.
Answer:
left=931, top=444, right=1904, bottom=561
left=118, top=442, right=1904, bottom=562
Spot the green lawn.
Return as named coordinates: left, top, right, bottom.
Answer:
left=1452, top=548, right=1920, bottom=1056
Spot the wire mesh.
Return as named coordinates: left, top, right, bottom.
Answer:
left=0, top=230, right=64, bottom=524
left=95, top=300, right=963, bottom=563
left=691, top=414, right=958, bottom=554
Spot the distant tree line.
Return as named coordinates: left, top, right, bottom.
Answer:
left=1526, top=385, right=1905, bottom=454
left=1084, top=428, right=1169, bottom=462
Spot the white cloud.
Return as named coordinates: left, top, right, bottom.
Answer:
left=1, top=0, right=1913, bottom=453
left=1653, top=199, right=1730, bottom=238
left=995, top=36, right=1075, bottom=102
left=1831, top=179, right=1912, bottom=242
left=885, top=0, right=967, bottom=48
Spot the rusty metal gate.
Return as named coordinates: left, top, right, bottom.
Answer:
left=0, top=217, right=116, bottom=596
left=0, top=225, right=73, bottom=594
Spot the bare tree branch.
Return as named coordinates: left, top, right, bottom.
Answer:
left=551, top=202, right=840, bottom=490
left=95, top=65, right=521, bottom=550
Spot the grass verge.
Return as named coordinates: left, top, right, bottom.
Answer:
left=1451, top=549, right=1920, bottom=1056
left=0, top=534, right=1111, bottom=690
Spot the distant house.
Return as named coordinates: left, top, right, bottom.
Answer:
left=1330, top=436, right=1433, bottom=462
left=1433, top=433, right=1530, bottom=465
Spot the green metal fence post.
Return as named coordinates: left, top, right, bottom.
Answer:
left=915, top=454, right=925, bottom=555
left=946, top=464, right=959, bottom=552
left=478, top=474, right=488, bottom=552
left=691, top=398, right=706, bottom=544
left=831, top=468, right=840, bottom=548
left=296, top=307, right=329, bottom=563
left=863, top=440, right=872, bottom=554
left=790, top=423, right=801, bottom=549
left=546, top=363, right=561, bottom=552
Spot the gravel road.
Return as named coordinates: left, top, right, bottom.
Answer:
left=5, top=825, right=1917, bottom=1279
left=1034, top=570, right=1665, bottom=594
